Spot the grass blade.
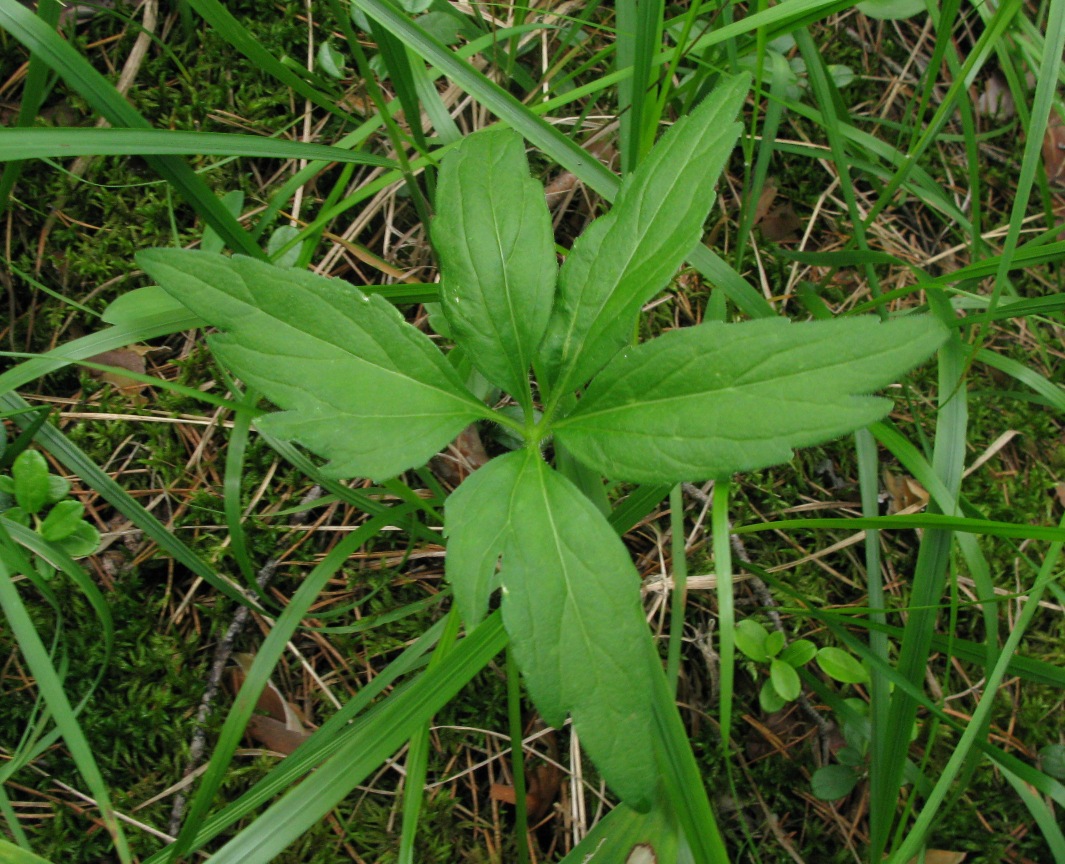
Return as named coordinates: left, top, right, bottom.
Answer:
left=0, top=0, right=261, bottom=257
left=193, top=614, right=508, bottom=864
left=0, top=128, right=394, bottom=166
left=0, top=529, right=131, bottom=862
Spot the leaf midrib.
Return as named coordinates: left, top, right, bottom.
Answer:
left=216, top=292, right=482, bottom=412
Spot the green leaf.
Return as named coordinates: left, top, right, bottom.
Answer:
left=45, top=474, right=70, bottom=504
left=816, top=646, right=871, bottom=684
left=856, top=0, right=926, bottom=19
left=837, top=745, right=865, bottom=767
left=444, top=452, right=523, bottom=628
left=414, top=11, right=462, bottom=45
left=55, top=520, right=100, bottom=558
left=266, top=225, right=303, bottom=268
left=538, top=76, right=747, bottom=391
left=759, top=678, right=786, bottom=713
left=12, top=450, right=49, bottom=515
left=779, top=638, right=817, bottom=667
left=317, top=42, right=346, bottom=78
left=433, top=128, right=556, bottom=399
left=39, top=500, right=84, bottom=542
left=1040, top=744, right=1065, bottom=781
left=102, top=286, right=198, bottom=327
left=500, top=450, right=657, bottom=806
left=764, top=629, right=785, bottom=658
left=554, top=316, right=947, bottom=483
left=770, top=658, right=801, bottom=701
left=0, top=836, right=56, bottom=864
left=136, top=249, right=488, bottom=481
left=734, top=618, right=770, bottom=662
left=810, top=765, right=860, bottom=800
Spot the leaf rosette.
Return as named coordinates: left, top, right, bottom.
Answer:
left=138, top=73, right=947, bottom=810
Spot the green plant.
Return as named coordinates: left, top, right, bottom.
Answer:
left=734, top=619, right=865, bottom=709
left=136, top=72, right=946, bottom=847
left=0, top=447, right=101, bottom=565
left=734, top=617, right=885, bottom=801
left=736, top=618, right=872, bottom=713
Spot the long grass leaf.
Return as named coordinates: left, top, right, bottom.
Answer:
left=166, top=511, right=402, bottom=858
left=0, top=530, right=131, bottom=862
left=650, top=643, right=730, bottom=863
left=873, top=330, right=967, bottom=858
left=0, top=391, right=248, bottom=606
left=183, top=0, right=362, bottom=124
left=192, top=614, right=508, bottom=864
left=141, top=617, right=447, bottom=862
left=885, top=527, right=1064, bottom=863
left=0, top=0, right=60, bottom=215
left=353, top=0, right=774, bottom=319
left=0, top=128, right=394, bottom=166
left=0, top=0, right=261, bottom=257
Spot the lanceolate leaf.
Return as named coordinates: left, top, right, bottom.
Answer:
left=444, top=452, right=524, bottom=628
left=499, top=450, right=657, bottom=807
left=137, top=249, right=488, bottom=481
left=554, top=316, right=948, bottom=483
left=433, top=130, right=556, bottom=400
left=539, top=75, right=748, bottom=392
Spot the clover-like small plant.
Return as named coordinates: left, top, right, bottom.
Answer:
left=137, top=75, right=947, bottom=809
left=0, top=448, right=101, bottom=568
left=735, top=618, right=871, bottom=714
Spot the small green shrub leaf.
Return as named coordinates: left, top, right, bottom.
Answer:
left=764, top=629, right=785, bottom=658
left=317, top=42, right=346, bottom=79
left=734, top=618, right=770, bottom=662
left=433, top=128, right=556, bottom=399
left=266, top=225, right=303, bottom=268
left=539, top=75, right=748, bottom=391
left=554, top=316, right=947, bottom=483
left=770, top=658, right=801, bottom=701
left=45, top=474, right=70, bottom=504
left=56, top=520, right=101, bottom=558
left=759, top=678, right=787, bottom=713
left=816, top=647, right=871, bottom=684
left=810, top=765, right=860, bottom=800
left=13, top=450, right=50, bottom=515
left=836, top=745, right=865, bottom=767
left=779, top=638, right=817, bottom=667
left=444, top=451, right=523, bottom=628
left=1039, top=744, right=1065, bottom=780
left=1, top=506, right=30, bottom=527
left=137, top=249, right=487, bottom=481
left=500, top=450, right=656, bottom=807
left=39, top=500, right=85, bottom=542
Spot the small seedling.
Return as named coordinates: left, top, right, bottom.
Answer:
left=137, top=75, right=946, bottom=810
left=735, top=619, right=871, bottom=713
left=0, top=448, right=100, bottom=566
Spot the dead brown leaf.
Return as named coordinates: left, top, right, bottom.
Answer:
left=760, top=203, right=803, bottom=242
left=489, top=760, right=562, bottom=821
left=245, top=715, right=311, bottom=756
left=489, top=724, right=561, bottom=821
left=1043, top=110, right=1065, bottom=186
left=226, top=653, right=314, bottom=755
left=85, top=346, right=151, bottom=399
left=904, top=852, right=965, bottom=864
left=973, top=73, right=1014, bottom=120
left=431, top=423, right=489, bottom=487
left=882, top=470, right=930, bottom=514
left=750, top=179, right=803, bottom=241
left=752, top=181, right=778, bottom=226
